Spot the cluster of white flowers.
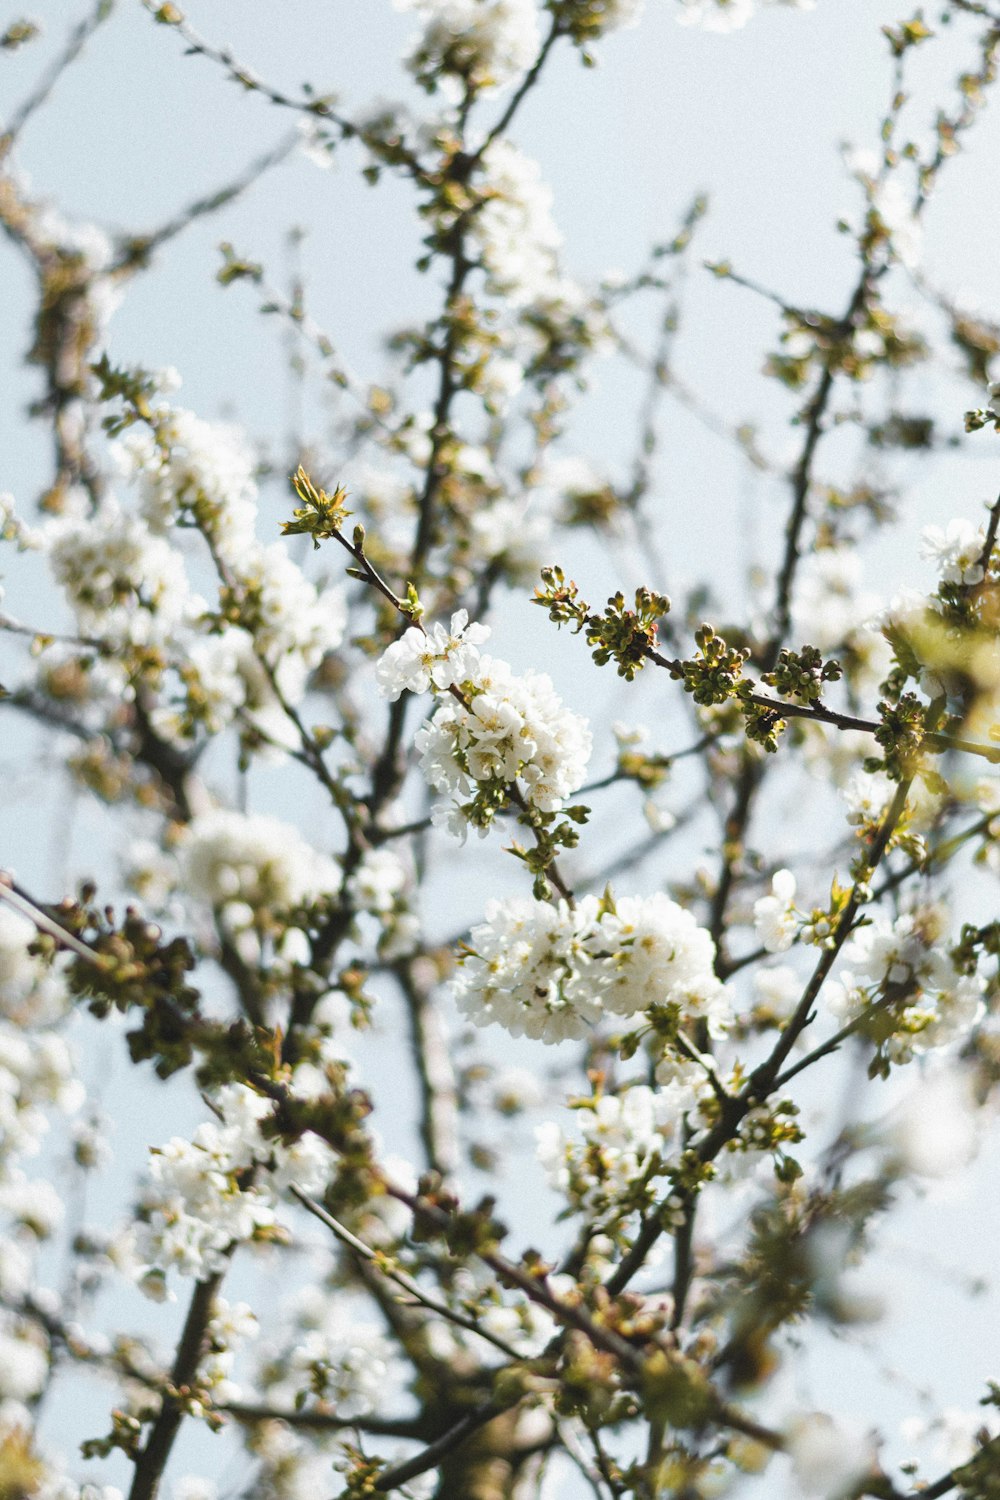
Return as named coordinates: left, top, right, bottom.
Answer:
left=199, top=1298, right=259, bottom=1404
left=753, top=869, right=799, bottom=953
left=452, top=896, right=602, bottom=1041
left=842, top=767, right=941, bottom=835
left=376, top=609, right=489, bottom=699
left=0, top=1314, right=49, bottom=1400
left=113, top=405, right=258, bottom=564
left=42, top=501, right=195, bottom=648
left=536, top=1081, right=698, bottom=1223
left=26, top=205, right=123, bottom=383
left=467, top=497, right=551, bottom=577
left=572, top=0, right=645, bottom=33
left=223, top=541, right=347, bottom=674
left=417, top=655, right=592, bottom=827
left=157, top=555, right=343, bottom=755
left=474, top=141, right=563, bottom=307
left=828, top=910, right=984, bottom=1063
left=465, top=140, right=610, bottom=365
left=396, top=0, right=541, bottom=93
left=111, top=402, right=345, bottom=746
left=0, top=1171, right=64, bottom=1239
left=0, top=908, right=68, bottom=1028
left=676, top=0, right=813, bottom=32
left=136, top=1084, right=336, bottom=1288
left=784, top=1411, right=877, bottom=1498
left=752, top=963, right=801, bottom=1024
left=0, top=1020, right=83, bottom=1166
left=452, top=891, right=728, bottom=1043
left=10, top=395, right=348, bottom=767
left=179, top=808, right=338, bottom=930
left=346, top=847, right=420, bottom=956
left=347, top=848, right=409, bottom=914
left=920, top=517, right=988, bottom=587
left=419, top=1264, right=571, bottom=1360
left=377, top=611, right=592, bottom=834
left=257, top=1286, right=400, bottom=1418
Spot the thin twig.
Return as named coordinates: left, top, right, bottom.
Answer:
left=0, top=0, right=115, bottom=153
left=290, top=1188, right=523, bottom=1361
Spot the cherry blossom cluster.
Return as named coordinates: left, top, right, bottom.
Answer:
left=0, top=910, right=81, bottom=1168
left=396, top=0, right=541, bottom=93
left=0, top=910, right=86, bottom=1410
left=135, top=1083, right=336, bottom=1291
left=377, top=610, right=592, bottom=834
left=15, top=398, right=346, bottom=761
left=347, top=848, right=421, bottom=959
left=547, top=0, right=646, bottom=37
left=535, top=1082, right=697, bottom=1226
left=474, top=141, right=564, bottom=307
left=179, top=809, right=338, bottom=935
left=828, top=909, right=985, bottom=1064
left=920, top=517, right=988, bottom=587
left=43, top=501, right=193, bottom=649
left=255, top=1286, right=401, bottom=1419
left=113, top=401, right=258, bottom=566
left=451, top=890, right=729, bottom=1042
left=469, top=138, right=609, bottom=366
left=753, top=869, right=800, bottom=953
left=0, top=1311, right=49, bottom=1402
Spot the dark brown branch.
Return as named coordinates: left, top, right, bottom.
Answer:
left=128, top=1272, right=224, bottom=1500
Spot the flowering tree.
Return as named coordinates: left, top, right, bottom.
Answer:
left=1, top=1, right=1000, bottom=1498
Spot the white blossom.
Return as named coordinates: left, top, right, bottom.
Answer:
left=453, top=891, right=726, bottom=1041
left=0, top=1172, right=64, bottom=1237
left=0, top=908, right=68, bottom=1026
left=227, top=541, right=346, bottom=669
left=0, top=1022, right=83, bottom=1165
left=753, top=964, right=801, bottom=1022
left=473, top=141, right=563, bottom=306
left=454, top=895, right=606, bottom=1042
left=42, top=502, right=196, bottom=647
left=414, top=652, right=592, bottom=827
left=137, top=1084, right=337, bottom=1284
left=579, top=0, right=645, bottom=32
left=920, top=518, right=987, bottom=587
left=589, top=892, right=727, bottom=1030
left=179, top=808, right=338, bottom=921
left=0, top=1321, right=48, bottom=1400
left=536, top=1081, right=697, bottom=1223
left=396, top=0, right=541, bottom=93
left=172, top=1481, right=218, bottom=1500
left=753, top=869, right=798, bottom=953
left=785, top=1411, right=877, bottom=1497
left=113, top=406, right=258, bottom=564
left=347, top=849, right=409, bottom=913
left=828, top=910, right=985, bottom=1063
left=257, top=1286, right=401, bottom=1418
left=468, top=498, right=550, bottom=577
left=375, top=609, right=490, bottom=700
